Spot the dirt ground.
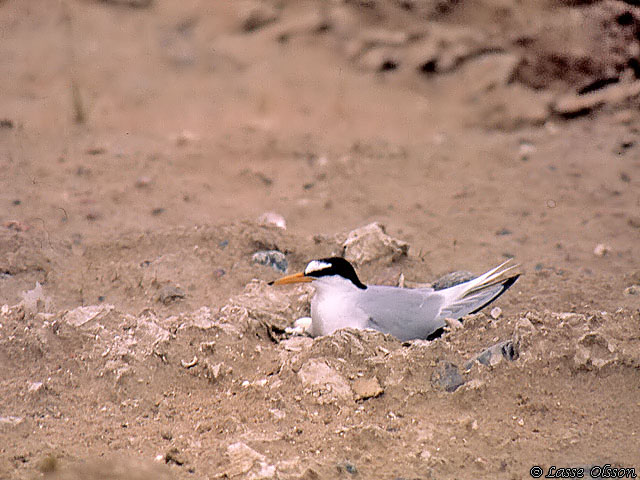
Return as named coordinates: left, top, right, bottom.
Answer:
left=1, top=0, right=640, bottom=479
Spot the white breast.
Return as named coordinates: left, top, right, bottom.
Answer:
left=310, top=276, right=369, bottom=337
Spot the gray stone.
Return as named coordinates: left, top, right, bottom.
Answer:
left=252, top=250, right=288, bottom=273
left=431, top=362, right=465, bottom=392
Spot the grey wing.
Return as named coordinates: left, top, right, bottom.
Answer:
left=356, top=286, right=445, bottom=341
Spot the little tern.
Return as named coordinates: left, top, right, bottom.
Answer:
left=270, top=257, right=519, bottom=341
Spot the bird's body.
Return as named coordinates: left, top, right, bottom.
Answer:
left=271, top=257, right=519, bottom=341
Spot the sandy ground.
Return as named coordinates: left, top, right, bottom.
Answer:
left=1, top=0, right=640, bottom=479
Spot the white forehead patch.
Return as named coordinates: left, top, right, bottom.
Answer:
left=304, top=260, right=332, bottom=275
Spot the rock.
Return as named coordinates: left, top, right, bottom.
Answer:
left=573, top=332, right=616, bottom=369
left=180, top=356, right=198, bottom=369
left=202, top=360, right=231, bottom=383
left=164, top=447, right=185, bottom=466
left=342, top=222, right=409, bottom=266
left=199, top=340, right=216, bottom=354
left=355, top=47, right=400, bottom=72
left=624, top=285, right=640, bottom=295
left=337, top=461, right=358, bottom=475
left=431, top=362, right=465, bottom=392
left=352, top=376, right=384, bottom=401
left=593, top=243, right=611, bottom=257
left=490, top=307, right=502, bottom=320
left=553, top=80, right=640, bottom=117
left=432, top=271, right=475, bottom=290
left=174, top=130, right=198, bottom=146
left=238, top=1, right=279, bottom=32
left=518, top=142, right=537, bottom=161
left=298, top=358, right=352, bottom=402
left=135, top=176, right=152, bottom=188
left=157, top=284, right=185, bottom=304
left=225, top=442, right=275, bottom=478
left=63, top=304, right=114, bottom=327
left=258, top=212, right=287, bottom=230
left=27, top=381, right=44, bottom=394
left=464, top=340, right=518, bottom=370
left=252, top=250, right=288, bottom=273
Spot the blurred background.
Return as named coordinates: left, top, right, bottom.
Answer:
left=2, top=2, right=640, bottom=479
left=2, top=0, right=639, bottom=251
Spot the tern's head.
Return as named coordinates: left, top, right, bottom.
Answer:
left=270, top=257, right=367, bottom=289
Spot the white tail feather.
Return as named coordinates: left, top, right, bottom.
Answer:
left=437, top=260, right=519, bottom=321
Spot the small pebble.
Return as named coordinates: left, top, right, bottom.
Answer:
left=157, top=284, right=185, bottom=304
left=85, top=146, right=106, bottom=155
left=213, top=268, right=226, bottom=278
left=258, top=212, right=287, bottom=230
left=337, top=462, right=358, bottom=475
left=490, top=307, right=502, bottom=319
left=624, top=285, right=639, bottom=296
left=518, top=142, right=536, bottom=161
left=28, top=381, right=44, bottom=393
left=135, top=176, right=152, bottom=188
left=593, top=243, right=611, bottom=257
left=164, top=447, right=184, bottom=466
left=85, top=210, right=101, bottom=221
left=175, top=130, right=198, bottom=146
left=181, top=356, right=198, bottom=368
left=151, top=207, right=165, bottom=216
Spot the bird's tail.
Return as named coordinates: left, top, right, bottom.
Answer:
left=437, top=260, right=520, bottom=321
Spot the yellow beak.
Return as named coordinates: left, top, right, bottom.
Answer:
left=270, top=271, right=313, bottom=285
